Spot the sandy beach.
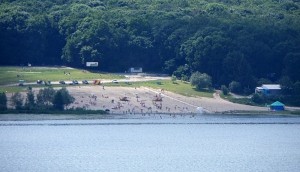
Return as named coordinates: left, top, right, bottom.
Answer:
left=5, top=86, right=270, bottom=114
left=64, top=86, right=268, bottom=114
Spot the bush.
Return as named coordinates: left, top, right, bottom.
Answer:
left=171, top=75, right=177, bottom=83
left=36, top=87, right=56, bottom=108
left=11, top=92, right=24, bottom=110
left=190, top=72, right=212, bottom=90
left=0, top=92, right=7, bottom=110
left=53, top=88, right=75, bottom=110
left=25, top=88, right=35, bottom=110
left=251, top=93, right=266, bottom=104
left=229, top=81, right=242, bottom=94
left=181, top=75, right=189, bottom=82
left=221, top=85, right=229, bottom=95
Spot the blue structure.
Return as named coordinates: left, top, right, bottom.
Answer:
left=270, top=101, right=285, bottom=111
left=255, top=84, right=281, bottom=96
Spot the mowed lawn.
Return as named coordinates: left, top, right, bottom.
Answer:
left=0, top=67, right=213, bottom=98
left=105, top=80, right=214, bottom=98
left=0, top=66, right=124, bottom=85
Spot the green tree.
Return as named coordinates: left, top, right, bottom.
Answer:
left=284, top=53, right=300, bottom=82
left=293, top=81, right=300, bottom=96
left=37, top=87, right=56, bottom=108
left=53, top=88, right=74, bottom=110
left=221, top=85, right=229, bottom=95
left=11, top=92, right=23, bottom=110
left=0, top=92, right=7, bottom=111
left=278, top=76, right=293, bottom=95
left=257, top=78, right=273, bottom=86
left=251, top=93, right=266, bottom=104
left=229, top=81, right=242, bottom=94
left=171, top=75, right=177, bottom=84
left=25, top=87, right=35, bottom=110
left=190, top=72, right=212, bottom=90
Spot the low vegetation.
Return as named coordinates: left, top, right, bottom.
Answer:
left=104, top=79, right=214, bottom=98
left=9, top=87, right=76, bottom=111
left=0, top=66, right=124, bottom=85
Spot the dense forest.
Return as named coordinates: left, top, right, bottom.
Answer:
left=1, top=0, right=300, bottom=92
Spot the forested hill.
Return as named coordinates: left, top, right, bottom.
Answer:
left=1, top=0, right=300, bottom=89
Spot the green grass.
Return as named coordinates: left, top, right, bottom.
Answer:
left=220, top=93, right=254, bottom=105
left=0, top=85, right=79, bottom=93
left=220, top=93, right=269, bottom=107
left=0, top=86, right=26, bottom=93
left=0, top=66, right=124, bottom=85
left=105, top=80, right=214, bottom=98
left=0, top=66, right=213, bottom=98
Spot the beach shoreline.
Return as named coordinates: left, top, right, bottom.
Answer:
left=3, top=85, right=300, bottom=121
left=0, top=110, right=298, bottom=121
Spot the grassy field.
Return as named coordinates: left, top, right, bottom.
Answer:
left=220, top=93, right=257, bottom=106
left=1, top=79, right=214, bottom=98
left=0, top=66, right=124, bottom=85
left=105, top=80, right=214, bottom=98
left=0, top=66, right=213, bottom=98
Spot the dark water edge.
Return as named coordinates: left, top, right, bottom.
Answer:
left=1, top=113, right=300, bottom=126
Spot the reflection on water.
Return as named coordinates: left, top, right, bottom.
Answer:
left=0, top=115, right=300, bottom=172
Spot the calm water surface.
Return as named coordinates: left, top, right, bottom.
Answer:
left=1, top=115, right=300, bottom=172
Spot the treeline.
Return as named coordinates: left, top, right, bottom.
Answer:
left=8, top=87, right=74, bottom=110
left=0, top=87, right=107, bottom=113
left=1, top=0, right=300, bottom=92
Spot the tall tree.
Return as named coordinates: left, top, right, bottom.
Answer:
left=0, top=92, right=7, bottom=111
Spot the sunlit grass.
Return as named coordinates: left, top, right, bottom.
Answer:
left=0, top=66, right=124, bottom=85
left=0, top=86, right=25, bottom=93
left=105, top=80, right=214, bottom=98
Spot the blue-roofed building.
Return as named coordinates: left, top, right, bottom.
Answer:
left=270, top=101, right=285, bottom=111
left=255, top=84, right=281, bottom=96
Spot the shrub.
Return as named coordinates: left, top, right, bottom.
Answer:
left=0, top=92, right=7, bottom=110
left=171, top=75, right=177, bottom=83
left=221, top=85, right=229, bottom=95
left=190, top=72, right=212, bottom=90
left=229, top=81, right=241, bottom=94
left=25, top=88, right=35, bottom=110
left=11, top=92, right=24, bottom=110
left=251, top=93, right=266, bottom=104
left=36, top=87, right=56, bottom=108
left=53, top=88, right=75, bottom=110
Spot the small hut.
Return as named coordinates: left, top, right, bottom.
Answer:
left=270, top=101, right=285, bottom=111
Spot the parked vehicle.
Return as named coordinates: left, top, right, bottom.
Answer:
left=82, top=80, right=89, bottom=84
left=44, top=81, right=51, bottom=86
left=59, top=80, right=66, bottom=84
left=112, top=80, right=118, bottom=83
left=19, top=80, right=25, bottom=86
left=37, top=80, right=43, bottom=84
left=72, top=80, right=79, bottom=84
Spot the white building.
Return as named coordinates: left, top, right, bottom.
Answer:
left=86, top=62, right=98, bottom=67
left=255, top=84, right=281, bottom=96
left=129, top=67, right=142, bottom=73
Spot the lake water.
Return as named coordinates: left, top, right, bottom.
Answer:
left=1, top=114, right=300, bottom=172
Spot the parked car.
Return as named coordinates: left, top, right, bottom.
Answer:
left=112, top=80, right=118, bottom=83
left=37, top=80, right=43, bottom=84
left=59, top=80, right=66, bottom=84
left=44, top=81, right=51, bottom=86
left=19, top=80, right=25, bottom=86
left=82, top=80, right=89, bottom=84
left=72, top=80, right=79, bottom=84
